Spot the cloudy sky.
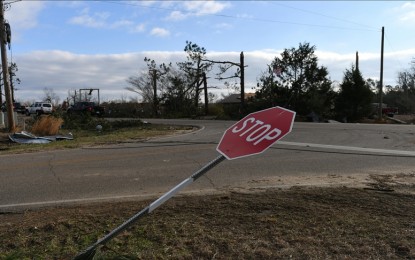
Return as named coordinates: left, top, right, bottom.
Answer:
left=5, top=1, right=415, bottom=104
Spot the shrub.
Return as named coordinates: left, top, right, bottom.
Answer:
left=31, top=116, right=64, bottom=136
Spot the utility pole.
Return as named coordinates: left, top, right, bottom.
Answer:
left=0, top=0, right=15, bottom=131
left=240, top=51, right=245, bottom=114
left=356, top=51, right=359, bottom=71
left=378, top=26, right=384, bottom=120
left=151, top=69, right=158, bottom=117
left=203, top=72, right=208, bottom=115
left=201, top=52, right=246, bottom=115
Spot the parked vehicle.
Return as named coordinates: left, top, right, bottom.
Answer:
left=14, top=102, right=27, bottom=114
left=1, top=102, right=26, bottom=114
left=25, top=102, right=53, bottom=116
left=382, top=107, right=399, bottom=117
left=67, top=101, right=105, bottom=116
left=371, top=103, right=399, bottom=117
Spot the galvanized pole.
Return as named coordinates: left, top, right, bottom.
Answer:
left=74, top=155, right=226, bottom=260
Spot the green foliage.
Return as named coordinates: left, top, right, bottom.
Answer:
left=208, top=103, right=225, bottom=118
left=176, top=41, right=212, bottom=113
left=104, top=102, right=148, bottom=118
left=383, top=61, right=415, bottom=114
left=383, top=86, right=415, bottom=114
left=254, top=42, right=335, bottom=119
left=335, top=66, right=374, bottom=122
left=161, top=68, right=197, bottom=118
left=62, top=114, right=144, bottom=132
left=125, top=41, right=212, bottom=118
left=62, top=113, right=144, bottom=132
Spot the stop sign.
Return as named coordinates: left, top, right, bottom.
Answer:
left=217, top=106, right=296, bottom=160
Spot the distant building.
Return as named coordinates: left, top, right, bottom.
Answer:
left=218, top=93, right=255, bottom=118
left=218, top=93, right=255, bottom=105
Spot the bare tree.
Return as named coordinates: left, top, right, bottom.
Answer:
left=125, top=73, right=153, bottom=103
left=202, top=52, right=246, bottom=111
left=126, top=57, right=170, bottom=117
left=43, top=87, right=60, bottom=107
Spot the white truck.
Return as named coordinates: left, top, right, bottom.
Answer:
left=25, top=102, right=53, bottom=116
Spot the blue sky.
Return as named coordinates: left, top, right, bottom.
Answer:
left=6, top=1, right=415, bottom=103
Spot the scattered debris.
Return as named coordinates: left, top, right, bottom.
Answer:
left=8, top=131, right=73, bottom=144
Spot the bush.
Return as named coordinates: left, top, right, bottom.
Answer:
left=31, top=116, right=64, bottom=136
left=62, top=112, right=144, bottom=132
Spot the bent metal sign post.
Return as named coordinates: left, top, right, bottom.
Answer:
left=75, top=106, right=296, bottom=260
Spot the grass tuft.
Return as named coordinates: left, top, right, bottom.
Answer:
left=31, top=116, right=64, bottom=136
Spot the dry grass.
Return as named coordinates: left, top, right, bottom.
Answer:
left=0, top=120, right=195, bottom=154
left=30, top=116, right=64, bottom=136
left=0, top=186, right=414, bottom=259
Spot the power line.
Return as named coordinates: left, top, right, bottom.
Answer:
left=270, top=2, right=377, bottom=30
left=101, top=1, right=378, bottom=32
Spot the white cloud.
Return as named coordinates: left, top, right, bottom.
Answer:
left=139, top=1, right=158, bottom=8
left=183, top=1, right=230, bottom=16
left=110, top=19, right=134, bottom=29
left=12, top=48, right=414, bottom=103
left=68, top=8, right=109, bottom=28
left=397, top=2, right=415, bottom=22
left=68, top=7, right=144, bottom=33
left=150, top=27, right=170, bottom=37
left=131, top=23, right=146, bottom=33
left=166, top=10, right=187, bottom=21
left=166, top=1, right=230, bottom=21
left=5, top=1, right=45, bottom=30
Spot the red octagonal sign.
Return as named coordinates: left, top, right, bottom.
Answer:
left=217, top=106, right=296, bottom=160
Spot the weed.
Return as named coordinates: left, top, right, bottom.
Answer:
left=31, top=116, right=63, bottom=136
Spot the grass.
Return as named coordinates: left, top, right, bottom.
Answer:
left=0, top=187, right=414, bottom=259
left=0, top=115, right=195, bottom=154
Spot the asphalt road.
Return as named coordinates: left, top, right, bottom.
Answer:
left=1, top=119, right=415, bottom=211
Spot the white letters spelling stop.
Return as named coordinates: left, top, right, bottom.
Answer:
left=217, top=106, right=296, bottom=160
left=231, top=117, right=282, bottom=146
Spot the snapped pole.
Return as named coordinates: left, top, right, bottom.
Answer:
left=74, top=155, right=226, bottom=260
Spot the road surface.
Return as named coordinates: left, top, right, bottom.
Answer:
left=1, top=120, right=415, bottom=211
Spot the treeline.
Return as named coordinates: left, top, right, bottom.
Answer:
left=5, top=41, right=414, bottom=122
left=124, top=40, right=415, bottom=122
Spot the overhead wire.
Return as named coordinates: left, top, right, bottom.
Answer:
left=100, top=0, right=378, bottom=32
left=269, top=2, right=378, bottom=31
left=96, top=1, right=412, bottom=89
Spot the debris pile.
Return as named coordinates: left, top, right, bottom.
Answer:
left=8, top=131, right=73, bottom=144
